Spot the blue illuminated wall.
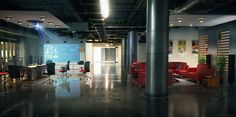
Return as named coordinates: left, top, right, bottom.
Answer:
left=44, top=44, right=80, bottom=62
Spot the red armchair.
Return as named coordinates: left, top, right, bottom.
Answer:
left=185, top=64, right=215, bottom=81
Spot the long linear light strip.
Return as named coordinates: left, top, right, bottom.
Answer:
left=100, top=0, right=109, bottom=18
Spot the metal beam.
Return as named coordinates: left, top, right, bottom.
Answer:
left=171, top=0, right=199, bottom=14
left=127, top=0, right=145, bottom=24
left=63, top=0, right=82, bottom=22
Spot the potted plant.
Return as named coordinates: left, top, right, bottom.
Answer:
left=216, top=55, right=226, bottom=84
left=198, top=55, right=206, bottom=64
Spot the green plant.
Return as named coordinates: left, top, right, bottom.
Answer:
left=198, top=55, right=206, bottom=64
left=216, top=56, right=226, bottom=83
left=216, top=55, right=226, bottom=71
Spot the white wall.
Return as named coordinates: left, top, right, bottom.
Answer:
left=138, top=43, right=146, bottom=62
left=169, top=27, right=199, bottom=67
left=137, top=27, right=199, bottom=67
left=86, top=43, right=93, bottom=63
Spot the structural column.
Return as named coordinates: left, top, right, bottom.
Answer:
left=127, top=31, right=138, bottom=73
left=121, top=37, right=127, bottom=69
left=145, top=0, right=169, bottom=97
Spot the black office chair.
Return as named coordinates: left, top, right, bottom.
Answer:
left=80, top=61, right=90, bottom=79
left=78, top=61, right=84, bottom=65
left=46, top=62, right=55, bottom=75
left=59, top=61, right=70, bottom=78
left=8, top=65, right=22, bottom=86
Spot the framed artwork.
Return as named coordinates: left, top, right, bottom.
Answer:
left=192, top=40, right=198, bottom=54
left=178, top=40, right=186, bottom=53
left=169, top=40, right=173, bottom=54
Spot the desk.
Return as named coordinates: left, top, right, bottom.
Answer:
left=21, top=65, right=46, bottom=80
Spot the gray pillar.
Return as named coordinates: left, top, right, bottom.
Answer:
left=145, top=0, right=169, bottom=97
left=121, top=37, right=127, bottom=68
left=128, top=31, right=138, bottom=73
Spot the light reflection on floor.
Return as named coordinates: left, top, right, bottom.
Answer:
left=54, top=78, right=80, bottom=98
left=0, top=63, right=236, bottom=117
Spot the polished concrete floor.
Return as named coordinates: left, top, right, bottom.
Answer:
left=0, top=63, right=236, bottom=117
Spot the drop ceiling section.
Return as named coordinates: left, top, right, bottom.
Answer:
left=0, top=10, right=69, bottom=28
left=170, top=15, right=236, bottom=26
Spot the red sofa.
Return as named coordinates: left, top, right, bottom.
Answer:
left=168, top=62, right=189, bottom=74
left=130, top=61, right=189, bottom=87
left=183, top=64, right=215, bottom=81
left=130, top=61, right=176, bottom=88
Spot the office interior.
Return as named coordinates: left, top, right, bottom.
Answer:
left=0, top=0, right=236, bottom=117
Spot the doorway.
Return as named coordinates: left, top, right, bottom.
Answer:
left=93, top=47, right=118, bottom=75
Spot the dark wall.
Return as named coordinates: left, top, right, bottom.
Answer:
left=199, top=20, right=236, bottom=67
left=200, top=20, right=236, bottom=84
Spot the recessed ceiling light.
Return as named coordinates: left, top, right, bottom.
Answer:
left=199, top=18, right=205, bottom=23
left=17, top=20, right=23, bottom=24
left=48, top=21, right=53, bottom=25
left=28, top=24, right=32, bottom=28
left=40, top=16, right=46, bottom=21
left=5, top=16, right=11, bottom=20
left=177, top=18, right=182, bottom=23
left=189, top=22, right=193, bottom=26
left=169, top=22, right=174, bottom=27
left=55, top=25, right=59, bottom=28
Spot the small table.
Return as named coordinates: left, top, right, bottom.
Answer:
left=202, top=76, right=219, bottom=87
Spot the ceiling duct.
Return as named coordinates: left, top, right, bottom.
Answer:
left=171, top=0, right=200, bottom=14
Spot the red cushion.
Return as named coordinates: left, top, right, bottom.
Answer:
left=59, top=69, right=65, bottom=72
left=80, top=70, right=87, bottom=72
left=0, top=72, right=8, bottom=75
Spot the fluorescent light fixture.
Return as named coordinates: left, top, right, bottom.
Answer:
left=100, top=0, right=110, bottom=18
left=87, top=39, right=93, bottom=41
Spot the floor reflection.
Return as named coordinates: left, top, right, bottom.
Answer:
left=55, top=78, right=80, bottom=98
left=0, top=63, right=236, bottom=117
left=94, top=62, right=118, bottom=75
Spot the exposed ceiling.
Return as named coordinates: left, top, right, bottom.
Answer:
left=0, top=0, right=236, bottom=42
